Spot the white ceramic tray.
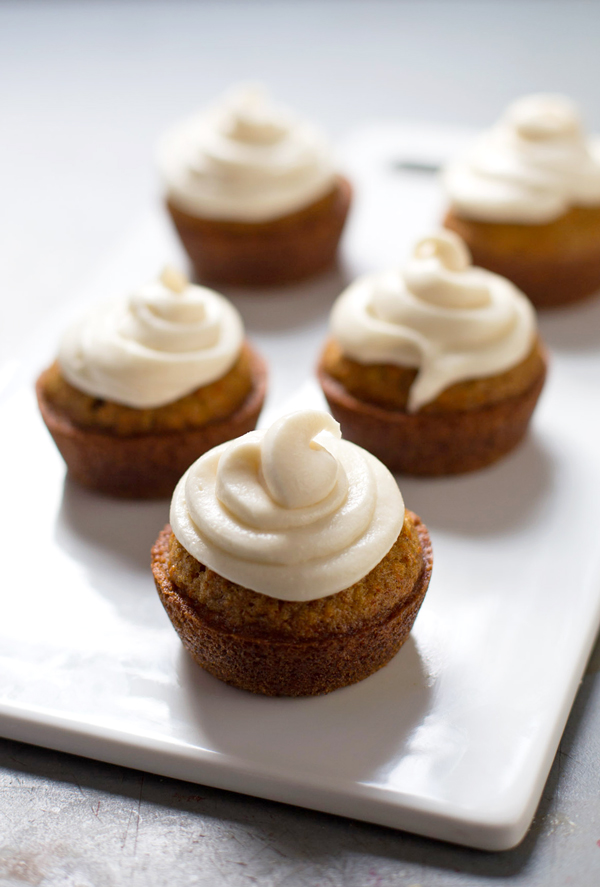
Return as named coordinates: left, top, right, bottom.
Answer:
left=2, top=124, right=600, bottom=852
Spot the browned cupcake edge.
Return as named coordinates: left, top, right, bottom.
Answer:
left=166, top=176, right=352, bottom=288
left=317, top=349, right=548, bottom=476
left=36, top=345, right=267, bottom=499
left=444, top=207, right=600, bottom=308
left=151, top=513, right=433, bottom=697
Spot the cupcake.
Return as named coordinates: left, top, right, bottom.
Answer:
left=157, top=84, right=351, bottom=287
left=443, top=94, right=600, bottom=307
left=36, top=267, right=267, bottom=498
left=318, top=231, right=547, bottom=475
left=151, top=410, right=433, bottom=696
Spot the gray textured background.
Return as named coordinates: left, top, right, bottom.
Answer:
left=2, top=2, right=600, bottom=884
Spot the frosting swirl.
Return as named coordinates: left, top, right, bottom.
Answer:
left=59, top=268, right=244, bottom=408
left=170, top=410, right=405, bottom=601
left=157, top=83, right=336, bottom=222
left=329, top=231, right=536, bottom=412
left=444, top=94, right=600, bottom=223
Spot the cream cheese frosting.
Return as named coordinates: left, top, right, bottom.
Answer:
left=170, top=410, right=405, bottom=601
left=443, top=94, right=600, bottom=224
left=58, top=268, right=244, bottom=409
left=329, top=231, right=537, bottom=412
left=157, top=83, right=337, bottom=222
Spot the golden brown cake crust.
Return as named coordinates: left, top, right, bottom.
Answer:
left=167, top=511, right=424, bottom=641
left=320, top=337, right=546, bottom=413
left=167, top=176, right=352, bottom=287
left=318, top=341, right=547, bottom=475
left=36, top=342, right=267, bottom=498
left=444, top=205, right=600, bottom=308
left=151, top=511, right=433, bottom=697
left=38, top=342, right=256, bottom=435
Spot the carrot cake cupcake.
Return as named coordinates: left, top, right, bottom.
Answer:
left=151, top=409, right=433, bottom=696
left=443, top=94, right=600, bottom=307
left=157, top=84, right=351, bottom=287
left=36, top=267, right=267, bottom=498
left=318, top=231, right=547, bottom=475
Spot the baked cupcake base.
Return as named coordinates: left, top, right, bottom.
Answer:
left=444, top=206, right=600, bottom=308
left=166, top=176, right=352, bottom=288
left=318, top=350, right=547, bottom=476
left=151, top=512, right=433, bottom=697
left=36, top=347, right=267, bottom=499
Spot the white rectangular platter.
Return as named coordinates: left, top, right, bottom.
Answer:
left=2, top=125, right=600, bottom=852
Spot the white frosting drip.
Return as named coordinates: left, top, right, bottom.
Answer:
left=444, top=94, right=600, bottom=223
left=157, top=83, right=337, bottom=222
left=330, top=231, right=537, bottom=412
left=59, top=270, right=244, bottom=408
left=170, top=410, right=405, bottom=601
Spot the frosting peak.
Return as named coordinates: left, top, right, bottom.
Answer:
left=403, top=233, right=490, bottom=309
left=59, top=270, right=244, bottom=408
left=170, top=410, right=404, bottom=601
left=157, top=84, right=337, bottom=222
left=330, top=231, right=536, bottom=412
left=443, top=93, right=600, bottom=223
left=219, top=85, right=289, bottom=146
left=507, top=94, right=581, bottom=142
left=259, top=411, right=342, bottom=509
